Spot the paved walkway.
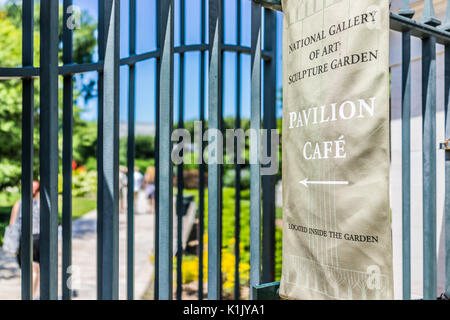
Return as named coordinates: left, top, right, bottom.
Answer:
left=0, top=191, right=155, bottom=300
left=0, top=191, right=196, bottom=300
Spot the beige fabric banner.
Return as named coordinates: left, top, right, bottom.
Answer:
left=279, top=0, right=393, bottom=300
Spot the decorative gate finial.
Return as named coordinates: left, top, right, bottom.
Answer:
left=253, top=0, right=282, bottom=11
left=422, top=0, right=441, bottom=26
left=444, top=0, right=450, bottom=31
left=399, top=0, right=415, bottom=18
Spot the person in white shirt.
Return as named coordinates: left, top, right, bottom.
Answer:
left=119, top=166, right=128, bottom=213
left=133, top=167, right=144, bottom=199
left=9, top=181, right=40, bottom=298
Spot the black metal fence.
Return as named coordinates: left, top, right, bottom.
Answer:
left=0, top=0, right=278, bottom=300
left=0, top=0, right=449, bottom=301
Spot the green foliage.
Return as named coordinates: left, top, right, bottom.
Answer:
left=118, top=116, right=281, bottom=184
left=223, top=168, right=250, bottom=189
left=276, top=207, right=283, bottom=220
left=83, top=157, right=97, bottom=172
left=135, top=136, right=155, bottom=159
left=120, top=136, right=156, bottom=170
left=68, top=169, right=97, bottom=197
left=0, top=11, right=40, bottom=189
left=2, top=0, right=97, bottom=65
left=119, top=135, right=156, bottom=174
left=73, top=121, right=98, bottom=164
left=184, top=187, right=283, bottom=288
left=0, top=2, right=97, bottom=190
left=0, top=190, right=20, bottom=209
left=69, top=12, right=97, bottom=65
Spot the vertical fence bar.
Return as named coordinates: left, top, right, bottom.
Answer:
left=398, top=0, right=415, bottom=18
left=40, top=0, right=59, bottom=300
left=399, top=1, right=414, bottom=300
left=262, top=7, right=277, bottom=284
left=154, top=0, right=161, bottom=300
left=97, top=0, right=120, bottom=300
left=127, top=0, right=137, bottom=301
left=157, top=0, right=174, bottom=301
left=445, top=0, right=450, bottom=31
left=421, top=0, right=440, bottom=300
left=422, top=34, right=437, bottom=300
left=445, top=45, right=450, bottom=298
left=234, top=0, right=242, bottom=301
left=176, top=0, right=186, bottom=301
left=250, top=1, right=262, bottom=300
left=21, top=0, right=34, bottom=301
left=62, top=0, right=74, bottom=301
left=422, top=0, right=441, bottom=27
left=401, top=29, right=412, bottom=300
left=446, top=0, right=450, bottom=28
left=198, top=0, right=206, bottom=300
left=97, top=0, right=105, bottom=299
left=444, top=1, right=450, bottom=297
left=445, top=45, right=450, bottom=297
left=219, top=3, right=226, bottom=299
left=208, top=0, right=223, bottom=300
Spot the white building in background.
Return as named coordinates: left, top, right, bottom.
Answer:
left=119, top=122, right=155, bottom=138
left=389, top=0, right=447, bottom=299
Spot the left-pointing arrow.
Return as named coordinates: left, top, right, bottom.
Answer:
left=300, top=178, right=349, bottom=188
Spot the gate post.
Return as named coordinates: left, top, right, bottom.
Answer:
left=262, top=7, right=278, bottom=285
left=250, top=0, right=262, bottom=300
left=421, top=0, right=439, bottom=299
left=39, top=0, right=59, bottom=300
left=157, top=0, right=175, bottom=301
left=97, top=0, right=120, bottom=300
left=62, top=0, right=74, bottom=301
left=399, top=0, right=414, bottom=301
left=208, top=0, right=223, bottom=301
left=443, top=0, right=450, bottom=298
left=21, top=0, right=34, bottom=301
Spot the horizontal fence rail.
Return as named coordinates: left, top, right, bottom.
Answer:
left=0, top=0, right=449, bottom=300
left=0, top=0, right=277, bottom=301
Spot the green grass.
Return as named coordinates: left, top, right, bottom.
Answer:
left=276, top=207, right=283, bottom=220
left=0, top=191, right=96, bottom=222
left=57, top=197, right=97, bottom=223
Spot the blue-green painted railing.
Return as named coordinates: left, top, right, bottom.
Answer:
left=0, top=0, right=449, bottom=301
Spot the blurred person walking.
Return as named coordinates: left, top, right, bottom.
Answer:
left=144, top=167, right=156, bottom=214
left=7, top=181, right=41, bottom=298
left=119, top=166, right=128, bottom=213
